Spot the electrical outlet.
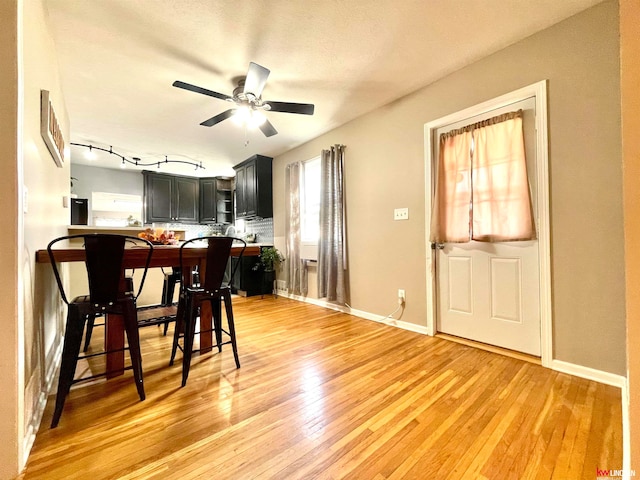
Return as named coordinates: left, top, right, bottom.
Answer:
left=398, top=289, right=406, bottom=305
left=394, top=208, right=409, bottom=220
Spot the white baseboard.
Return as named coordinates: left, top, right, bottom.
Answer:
left=622, top=380, right=631, bottom=479
left=279, top=291, right=428, bottom=336
left=22, top=337, right=62, bottom=467
left=350, top=306, right=430, bottom=335
left=550, top=359, right=627, bottom=388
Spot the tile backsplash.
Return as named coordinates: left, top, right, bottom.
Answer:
left=244, top=217, right=274, bottom=244
left=166, top=223, right=222, bottom=240
left=166, top=217, right=273, bottom=243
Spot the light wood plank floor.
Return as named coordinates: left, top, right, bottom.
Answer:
left=19, top=296, right=622, bottom=479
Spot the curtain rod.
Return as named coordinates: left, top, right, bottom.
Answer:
left=440, top=109, right=523, bottom=142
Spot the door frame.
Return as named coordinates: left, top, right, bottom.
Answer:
left=423, top=80, right=552, bottom=367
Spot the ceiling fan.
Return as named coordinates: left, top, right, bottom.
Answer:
left=172, top=62, right=315, bottom=138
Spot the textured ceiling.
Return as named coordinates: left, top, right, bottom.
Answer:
left=45, top=0, right=603, bottom=177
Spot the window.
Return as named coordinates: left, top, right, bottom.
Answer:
left=301, top=156, right=321, bottom=243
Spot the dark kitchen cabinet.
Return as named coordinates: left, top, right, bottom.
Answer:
left=199, top=178, right=216, bottom=223
left=230, top=255, right=263, bottom=296
left=143, top=171, right=199, bottom=224
left=233, top=155, right=272, bottom=219
left=216, top=178, right=234, bottom=224
left=144, top=172, right=172, bottom=223
left=174, top=176, right=199, bottom=222
left=199, top=177, right=233, bottom=224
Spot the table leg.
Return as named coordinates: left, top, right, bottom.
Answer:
left=200, top=303, right=213, bottom=353
left=105, top=313, right=125, bottom=378
left=195, top=259, right=213, bottom=353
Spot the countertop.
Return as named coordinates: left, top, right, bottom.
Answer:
left=68, top=225, right=151, bottom=231
left=239, top=242, right=272, bottom=247
left=67, top=225, right=186, bottom=234
left=66, top=226, right=272, bottom=247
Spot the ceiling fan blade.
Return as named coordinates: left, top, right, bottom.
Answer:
left=259, top=119, right=278, bottom=137
left=200, top=109, right=235, bottom=127
left=266, top=101, right=315, bottom=115
left=243, top=62, right=270, bottom=97
left=173, top=80, right=231, bottom=101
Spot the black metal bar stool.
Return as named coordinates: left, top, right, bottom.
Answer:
left=83, top=275, right=134, bottom=351
left=169, top=237, right=246, bottom=386
left=161, top=268, right=181, bottom=307
left=46, top=234, right=153, bottom=427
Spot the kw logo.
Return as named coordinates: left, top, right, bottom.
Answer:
left=596, top=467, right=635, bottom=478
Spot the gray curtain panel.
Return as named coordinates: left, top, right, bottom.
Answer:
left=318, top=144, right=347, bottom=304
left=285, top=162, right=308, bottom=296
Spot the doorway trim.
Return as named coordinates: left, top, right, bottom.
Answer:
left=423, top=80, right=551, bottom=367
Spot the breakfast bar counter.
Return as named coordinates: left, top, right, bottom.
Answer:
left=36, top=243, right=259, bottom=377
left=36, top=243, right=259, bottom=268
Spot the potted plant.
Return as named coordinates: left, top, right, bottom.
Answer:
left=253, top=247, right=284, bottom=296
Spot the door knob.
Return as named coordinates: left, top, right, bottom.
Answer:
left=431, top=242, right=445, bottom=250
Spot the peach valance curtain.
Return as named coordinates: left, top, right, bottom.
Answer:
left=430, top=110, right=535, bottom=243
left=430, top=130, right=473, bottom=243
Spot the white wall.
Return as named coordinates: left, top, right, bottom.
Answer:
left=621, top=0, right=640, bottom=469
left=0, top=0, right=72, bottom=477
left=0, top=1, right=21, bottom=476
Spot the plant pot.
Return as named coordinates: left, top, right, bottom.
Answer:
left=262, top=269, right=276, bottom=296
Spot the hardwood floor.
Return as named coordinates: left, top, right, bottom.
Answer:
left=19, top=296, right=622, bottom=479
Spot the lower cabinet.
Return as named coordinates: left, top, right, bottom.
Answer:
left=230, top=256, right=264, bottom=296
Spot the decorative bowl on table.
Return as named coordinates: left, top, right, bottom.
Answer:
left=137, top=228, right=179, bottom=245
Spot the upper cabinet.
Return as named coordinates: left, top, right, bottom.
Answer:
left=143, top=158, right=270, bottom=225
left=234, top=155, right=273, bottom=219
left=199, top=177, right=233, bottom=224
left=143, top=171, right=199, bottom=224
left=199, top=178, right=216, bottom=224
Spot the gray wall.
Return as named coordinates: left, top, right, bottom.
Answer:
left=70, top=164, right=144, bottom=223
left=273, top=1, right=625, bottom=375
left=71, top=164, right=143, bottom=199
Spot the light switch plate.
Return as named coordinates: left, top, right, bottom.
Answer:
left=394, top=207, right=409, bottom=220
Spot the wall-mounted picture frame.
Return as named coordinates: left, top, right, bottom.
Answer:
left=40, top=89, right=65, bottom=168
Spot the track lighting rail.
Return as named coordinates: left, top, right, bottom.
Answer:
left=71, top=143, right=205, bottom=171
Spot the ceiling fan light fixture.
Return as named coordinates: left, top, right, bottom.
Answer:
left=232, top=106, right=251, bottom=125
left=232, top=107, right=266, bottom=129
left=249, top=110, right=267, bottom=128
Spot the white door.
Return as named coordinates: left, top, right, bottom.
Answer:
left=434, top=97, right=541, bottom=356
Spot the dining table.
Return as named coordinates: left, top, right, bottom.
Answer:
left=36, top=242, right=259, bottom=378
